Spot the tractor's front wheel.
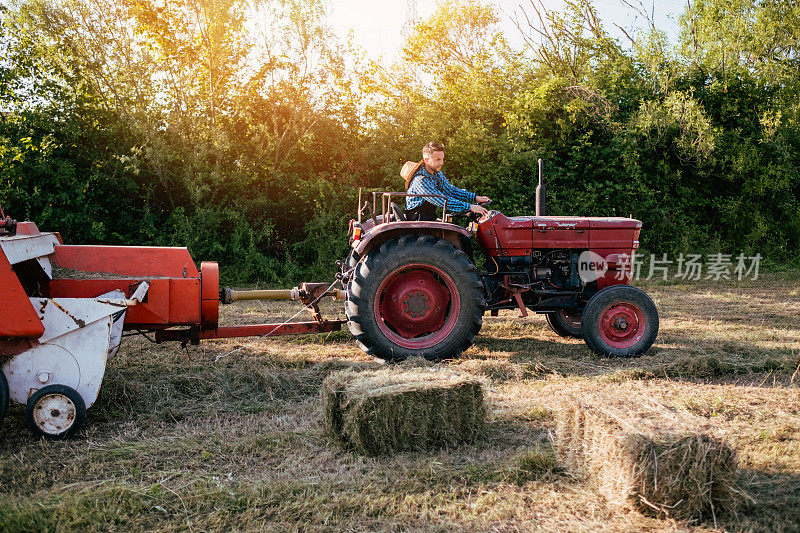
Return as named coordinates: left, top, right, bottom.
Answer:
left=346, top=235, right=485, bottom=362
left=582, top=285, right=659, bottom=357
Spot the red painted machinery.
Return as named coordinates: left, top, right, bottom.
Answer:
left=0, top=215, right=344, bottom=439
left=0, top=162, right=658, bottom=439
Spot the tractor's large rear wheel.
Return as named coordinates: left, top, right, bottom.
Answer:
left=582, top=285, right=659, bottom=357
left=346, top=235, right=485, bottom=362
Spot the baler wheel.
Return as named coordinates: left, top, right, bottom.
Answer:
left=26, top=384, right=86, bottom=440
left=0, top=371, right=8, bottom=427
left=582, top=285, right=659, bottom=357
left=545, top=310, right=583, bottom=338
left=346, top=235, right=485, bottom=362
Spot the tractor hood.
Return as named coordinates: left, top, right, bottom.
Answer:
left=476, top=212, right=641, bottom=256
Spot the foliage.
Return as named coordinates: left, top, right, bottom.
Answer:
left=1, top=0, right=798, bottom=286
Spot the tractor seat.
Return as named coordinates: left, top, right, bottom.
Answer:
left=390, top=202, right=406, bottom=222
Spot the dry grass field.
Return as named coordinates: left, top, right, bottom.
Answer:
left=1, top=272, right=799, bottom=532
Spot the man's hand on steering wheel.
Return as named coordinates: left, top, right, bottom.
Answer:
left=466, top=203, right=491, bottom=224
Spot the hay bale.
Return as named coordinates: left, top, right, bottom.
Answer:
left=556, top=395, right=737, bottom=521
left=321, top=368, right=486, bottom=456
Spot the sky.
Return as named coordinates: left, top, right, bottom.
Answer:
left=326, top=0, right=687, bottom=62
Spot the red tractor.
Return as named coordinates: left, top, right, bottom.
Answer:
left=342, top=172, right=659, bottom=362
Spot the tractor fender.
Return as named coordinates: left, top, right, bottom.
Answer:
left=354, top=221, right=472, bottom=257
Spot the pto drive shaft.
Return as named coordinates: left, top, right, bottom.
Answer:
left=221, top=284, right=345, bottom=304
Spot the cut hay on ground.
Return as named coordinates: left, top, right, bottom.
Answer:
left=556, top=394, right=737, bottom=522
left=322, top=368, right=486, bottom=456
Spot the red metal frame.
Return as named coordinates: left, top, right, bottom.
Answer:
left=48, top=244, right=204, bottom=328
left=47, top=243, right=346, bottom=342
left=0, top=252, right=44, bottom=338
left=49, top=278, right=201, bottom=327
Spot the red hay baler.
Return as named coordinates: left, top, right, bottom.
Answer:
left=0, top=215, right=345, bottom=439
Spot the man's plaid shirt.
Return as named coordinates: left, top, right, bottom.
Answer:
left=405, top=166, right=475, bottom=213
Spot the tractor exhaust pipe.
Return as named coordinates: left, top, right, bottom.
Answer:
left=221, top=285, right=346, bottom=304
left=535, top=158, right=546, bottom=217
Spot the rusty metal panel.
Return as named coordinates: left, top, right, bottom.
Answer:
left=0, top=233, right=60, bottom=265
left=3, top=297, right=124, bottom=409
left=49, top=277, right=200, bottom=327
left=49, top=279, right=172, bottom=326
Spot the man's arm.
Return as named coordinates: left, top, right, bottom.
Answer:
left=410, top=176, right=472, bottom=212
left=439, top=175, right=476, bottom=204
left=439, top=174, right=490, bottom=217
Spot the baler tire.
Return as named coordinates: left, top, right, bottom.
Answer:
left=0, top=370, right=8, bottom=427
left=26, top=384, right=86, bottom=440
left=346, top=234, right=485, bottom=362
left=545, top=310, right=583, bottom=338
left=582, top=285, right=659, bottom=357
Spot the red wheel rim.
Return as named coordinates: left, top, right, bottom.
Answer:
left=598, top=301, right=646, bottom=349
left=374, top=263, right=460, bottom=349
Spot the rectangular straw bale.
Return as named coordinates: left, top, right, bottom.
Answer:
left=321, top=368, right=486, bottom=456
left=556, top=395, right=737, bottom=521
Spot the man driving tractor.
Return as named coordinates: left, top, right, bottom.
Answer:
left=402, top=141, right=491, bottom=221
